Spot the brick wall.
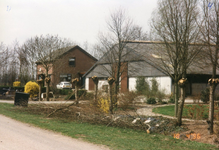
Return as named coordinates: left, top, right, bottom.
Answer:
left=89, top=78, right=95, bottom=90
left=37, top=47, right=97, bottom=87
left=120, top=63, right=128, bottom=92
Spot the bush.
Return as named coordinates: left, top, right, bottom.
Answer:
left=118, top=92, right=137, bottom=110
left=24, top=81, right=39, bottom=98
left=200, top=88, right=209, bottom=103
left=157, top=90, right=166, bottom=104
left=168, top=94, right=175, bottom=103
left=146, top=97, right=156, bottom=104
left=13, top=81, right=21, bottom=87
left=151, top=78, right=159, bottom=96
left=135, top=77, right=150, bottom=95
left=161, top=101, right=168, bottom=104
left=60, top=89, right=72, bottom=95
left=41, top=87, right=47, bottom=93
left=65, top=89, right=87, bottom=100
left=135, top=77, right=166, bottom=101
left=98, top=98, right=109, bottom=113
left=83, top=92, right=94, bottom=100
left=184, top=104, right=205, bottom=120
left=14, top=87, right=24, bottom=92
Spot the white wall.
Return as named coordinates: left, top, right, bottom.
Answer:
left=129, top=78, right=137, bottom=91
left=85, top=78, right=109, bottom=91
left=98, top=80, right=108, bottom=90
left=129, top=76, right=172, bottom=95
left=85, top=78, right=89, bottom=90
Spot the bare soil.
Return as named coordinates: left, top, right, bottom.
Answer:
left=179, top=121, right=219, bottom=147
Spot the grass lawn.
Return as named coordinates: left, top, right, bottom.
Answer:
left=153, top=105, right=176, bottom=116
left=0, top=103, right=217, bottom=150
left=152, top=104, right=219, bottom=120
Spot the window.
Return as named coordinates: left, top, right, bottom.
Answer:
left=69, top=58, right=75, bottom=66
left=60, top=74, right=71, bottom=81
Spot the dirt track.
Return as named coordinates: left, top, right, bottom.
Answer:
left=0, top=114, right=109, bottom=150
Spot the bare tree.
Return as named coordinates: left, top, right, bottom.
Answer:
left=200, top=0, right=219, bottom=134
left=0, top=41, right=21, bottom=86
left=96, top=8, right=147, bottom=113
left=0, top=42, right=6, bottom=66
left=17, top=44, right=31, bottom=85
left=9, top=41, right=20, bottom=85
left=0, top=42, right=9, bottom=86
left=22, top=34, right=75, bottom=101
left=150, top=0, right=201, bottom=125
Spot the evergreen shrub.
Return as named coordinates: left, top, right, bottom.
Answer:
left=147, top=97, right=156, bottom=104
left=200, top=88, right=209, bottom=103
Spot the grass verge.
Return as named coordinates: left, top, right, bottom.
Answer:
left=0, top=103, right=217, bottom=150
left=152, top=104, right=212, bottom=119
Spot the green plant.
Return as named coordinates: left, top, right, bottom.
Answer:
left=200, top=88, right=209, bottom=103
left=24, top=81, right=39, bottom=98
left=168, top=94, right=175, bottom=104
left=60, top=89, right=72, bottom=95
left=162, top=101, right=168, bottom=104
left=151, top=78, right=158, bottom=96
left=157, top=90, right=166, bottom=104
left=146, top=97, right=156, bottom=104
left=184, top=104, right=205, bottom=120
left=0, top=86, right=25, bottom=92
left=153, top=105, right=212, bottom=120
left=135, top=76, right=150, bottom=95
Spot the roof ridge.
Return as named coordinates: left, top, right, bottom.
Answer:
left=123, top=40, right=216, bottom=46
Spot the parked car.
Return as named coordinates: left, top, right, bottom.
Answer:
left=56, top=82, right=72, bottom=89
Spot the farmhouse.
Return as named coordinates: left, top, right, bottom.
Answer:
left=36, top=45, right=97, bottom=87
left=83, top=41, right=219, bottom=96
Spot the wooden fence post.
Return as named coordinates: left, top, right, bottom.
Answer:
left=92, top=76, right=99, bottom=104
left=72, top=78, right=79, bottom=104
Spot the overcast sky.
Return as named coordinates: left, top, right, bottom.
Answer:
left=0, top=0, right=158, bottom=48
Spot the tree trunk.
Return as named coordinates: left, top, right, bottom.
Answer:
left=46, top=82, right=49, bottom=101
left=94, top=82, right=98, bottom=103
left=109, top=83, right=113, bottom=114
left=108, top=77, right=115, bottom=114
left=177, top=86, right=185, bottom=126
left=209, top=84, right=215, bottom=134
left=75, top=84, right=78, bottom=104
left=114, top=61, right=121, bottom=108
left=39, top=83, right=42, bottom=101
left=174, top=82, right=179, bottom=117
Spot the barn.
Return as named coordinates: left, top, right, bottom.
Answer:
left=83, top=41, right=219, bottom=96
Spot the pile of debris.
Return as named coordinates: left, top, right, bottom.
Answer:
left=78, top=113, right=188, bottom=135
left=23, top=104, right=188, bottom=135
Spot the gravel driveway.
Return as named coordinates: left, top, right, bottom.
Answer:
left=0, top=114, right=109, bottom=150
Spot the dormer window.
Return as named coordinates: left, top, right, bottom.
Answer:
left=69, top=58, right=75, bottom=67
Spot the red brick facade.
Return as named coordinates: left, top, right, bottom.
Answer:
left=87, top=62, right=128, bottom=92
left=89, top=78, right=95, bottom=90
left=37, top=46, right=97, bottom=87
left=120, top=63, right=128, bottom=92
